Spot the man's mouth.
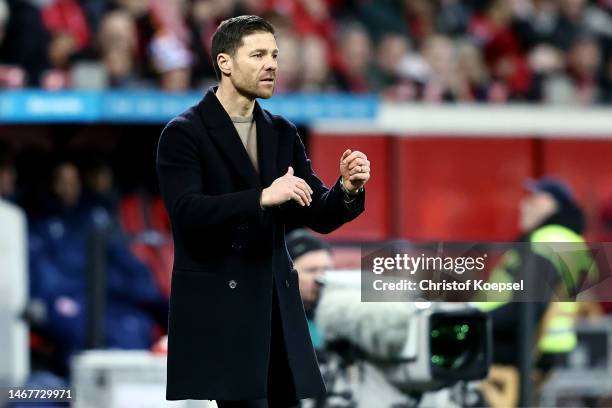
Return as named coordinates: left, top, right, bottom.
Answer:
left=260, top=78, right=275, bottom=82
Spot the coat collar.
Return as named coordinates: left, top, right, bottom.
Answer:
left=196, top=85, right=279, bottom=188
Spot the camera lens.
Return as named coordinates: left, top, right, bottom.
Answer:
left=430, top=317, right=479, bottom=370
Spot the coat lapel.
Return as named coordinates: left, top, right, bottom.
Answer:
left=197, top=86, right=260, bottom=188
left=253, top=101, right=279, bottom=188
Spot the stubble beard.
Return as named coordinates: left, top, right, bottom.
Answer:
left=234, top=74, right=274, bottom=100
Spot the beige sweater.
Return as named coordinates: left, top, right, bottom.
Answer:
left=230, top=114, right=258, bottom=175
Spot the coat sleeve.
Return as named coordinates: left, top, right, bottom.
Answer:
left=277, top=128, right=365, bottom=234
left=156, top=120, right=264, bottom=234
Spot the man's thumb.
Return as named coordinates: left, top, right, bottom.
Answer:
left=287, top=166, right=294, bottom=176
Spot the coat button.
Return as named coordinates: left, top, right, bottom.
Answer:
left=285, top=279, right=290, bottom=288
left=231, top=243, right=242, bottom=250
left=229, top=280, right=237, bottom=289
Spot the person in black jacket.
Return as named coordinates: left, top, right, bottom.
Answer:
left=156, top=15, right=370, bottom=408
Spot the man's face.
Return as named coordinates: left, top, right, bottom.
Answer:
left=87, top=166, right=113, bottom=193
left=294, top=249, right=333, bottom=311
left=53, top=163, right=81, bottom=209
left=519, top=191, right=558, bottom=232
left=223, top=32, right=278, bottom=99
left=0, top=165, right=16, bottom=197
left=340, top=29, right=371, bottom=75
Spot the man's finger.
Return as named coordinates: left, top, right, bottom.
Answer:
left=289, top=176, right=313, bottom=195
left=340, top=149, right=352, bottom=164
left=345, top=151, right=366, bottom=164
left=293, top=186, right=310, bottom=206
left=294, top=181, right=312, bottom=204
left=296, top=178, right=314, bottom=195
left=286, top=166, right=294, bottom=176
left=291, top=191, right=306, bottom=206
left=348, top=157, right=368, bottom=170
left=349, top=173, right=369, bottom=182
left=349, top=165, right=370, bottom=175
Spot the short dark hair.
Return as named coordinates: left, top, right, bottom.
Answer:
left=211, top=15, right=275, bottom=81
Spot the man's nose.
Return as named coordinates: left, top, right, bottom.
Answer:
left=265, top=56, right=277, bottom=71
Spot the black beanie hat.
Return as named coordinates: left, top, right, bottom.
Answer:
left=286, top=229, right=331, bottom=261
left=524, top=177, right=576, bottom=207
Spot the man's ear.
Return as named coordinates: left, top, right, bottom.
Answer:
left=217, top=53, right=232, bottom=76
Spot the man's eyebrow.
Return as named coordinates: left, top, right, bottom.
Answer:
left=250, top=48, right=280, bottom=54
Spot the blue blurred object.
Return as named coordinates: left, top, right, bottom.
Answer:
left=307, top=319, right=323, bottom=349
left=28, top=201, right=166, bottom=374
left=0, top=90, right=379, bottom=125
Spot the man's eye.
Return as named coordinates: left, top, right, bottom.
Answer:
left=273, top=54, right=278, bottom=59
left=253, top=54, right=262, bottom=58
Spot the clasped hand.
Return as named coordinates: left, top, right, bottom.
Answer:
left=260, top=149, right=370, bottom=208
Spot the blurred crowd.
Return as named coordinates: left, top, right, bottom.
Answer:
left=0, top=0, right=612, bottom=104
left=1, top=141, right=171, bottom=379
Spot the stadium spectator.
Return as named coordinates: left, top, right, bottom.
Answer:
left=147, top=0, right=193, bottom=90
left=368, top=33, right=411, bottom=98
left=455, top=39, right=491, bottom=101
left=469, top=0, right=533, bottom=101
left=274, top=30, right=301, bottom=92
left=526, top=43, right=566, bottom=102
left=28, top=161, right=167, bottom=376
left=0, top=0, right=27, bottom=87
left=0, top=142, right=17, bottom=202
left=39, top=0, right=102, bottom=89
left=42, top=0, right=91, bottom=66
left=404, top=0, right=439, bottom=42
left=513, top=0, right=564, bottom=50
left=0, top=0, right=47, bottom=87
left=82, top=157, right=120, bottom=215
left=332, top=21, right=373, bottom=93
left=422, top=34, right=475, bottom=102
left=148, top=28, right=192, bottom=90
left=300, top=34, right=336, bottom=91
left=566, top=34, right=602, bottom=104
left=97, top=10, right=144, bottom=88
left=553, top=0, right=612, bottom=51
left=185, top=0, right=225, bottom=89
left=113, top=0, right=155, bottom=58
left=1, top=0, right=612, bottom=103
left=107, top=0, right=192, bottom=90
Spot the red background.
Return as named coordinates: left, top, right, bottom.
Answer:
left=310, top=133, right=612, bottom=243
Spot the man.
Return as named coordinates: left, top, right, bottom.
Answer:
left=156, top=15, right=370, bottom=408
left=0, top=143, right=17, bottom=203
left=286, top=229, right=333, bottom=349
left=477, top=178, right=596, bottom=368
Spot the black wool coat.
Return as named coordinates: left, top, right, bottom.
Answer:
left=156, top=86, right=365, bottom=401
